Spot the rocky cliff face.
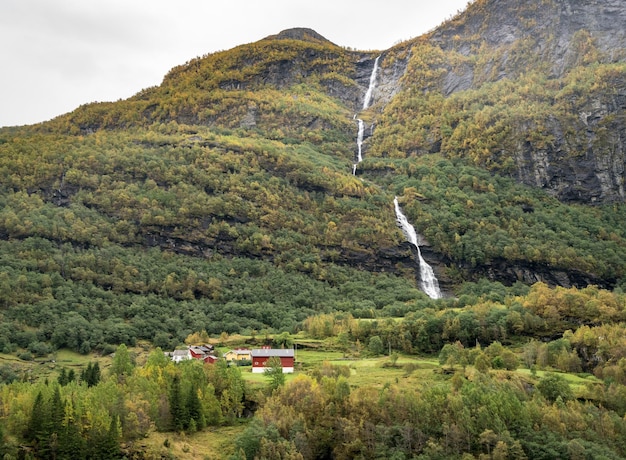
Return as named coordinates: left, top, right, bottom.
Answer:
left=430, top=0, right=626, bottom=81
left=514, top=90, right=626, bottom=203
left=365, top=0, right=626, bottom=205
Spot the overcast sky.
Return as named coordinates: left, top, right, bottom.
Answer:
left=0, top=0, right=471, bottom=127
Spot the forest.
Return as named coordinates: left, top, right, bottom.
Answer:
left=3, top=0, right=626, bottom=457
left=2, top=281, right=626, bottom=459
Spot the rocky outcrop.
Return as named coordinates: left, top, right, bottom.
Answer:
left=430, top=0, right=626, bottom=82
left=265, top=28, right=338, bottom=46
left=509, top=87, right=626, bottom=203
left=362, top=49, right=411, bottom=110
left=468, top=258, right=612, bottom=290
left=393, top=0, right=626, bottom=205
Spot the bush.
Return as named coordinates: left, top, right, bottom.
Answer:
left=18, top=352, right=33, bottom=361
left=368, top=336, right=384, bottom=355
left=537, top=373, right=574, bottom=402
left=28, top=341, right=52, bottom=357
left=0, top=365, right=18, bottom=384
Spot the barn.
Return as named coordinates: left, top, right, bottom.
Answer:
left=251, top=348, right=295, bottom=373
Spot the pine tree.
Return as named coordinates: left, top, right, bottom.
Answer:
left=81, top=362, right=101, bottom=387
left=58, top=368, right=68, bottom=386
left=25, top=391, right=46, bottom=444
left=58, top=400, right=85, bottom=460
left=186, top=385, right=206, bottom=431
left=169, top=374, right=187, bottom=432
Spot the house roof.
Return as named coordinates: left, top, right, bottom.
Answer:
left=251, top=348, right=295, bottom=358
left=172, top=350, right=189, bottom=357
left=226, top=348, right=251, bottom=355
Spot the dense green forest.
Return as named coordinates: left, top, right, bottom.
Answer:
left=2, top=282, right=626, bottom=459
left=3, top=0, right=626, bottom=457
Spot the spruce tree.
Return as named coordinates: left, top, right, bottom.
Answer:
left=101, top=415, right=121, bottom=460
left=25, top=391, right=47, bottom=444
left=58, top=368, right=68, bottom=386
left=186, top=385, right=206, bottom=431
left=81, top=362, right=101, bottom=387
left=58, top=400, right=85, bottom=460
left=91, top=362, right=101, bottom=386
left=81, top=362, right=90, bottom=385
left=169, top=374, right=187, bottom=432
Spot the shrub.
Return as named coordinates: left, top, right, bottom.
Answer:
left=537, top=373, right=574, bottom=402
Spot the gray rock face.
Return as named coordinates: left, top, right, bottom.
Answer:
left=512, top=86, right=626, bottom=203
left=390, top=0, right=626, bottom=205
left=373, top=50, right=411, bottom=108
left=431, top=0, right=626, bottom=79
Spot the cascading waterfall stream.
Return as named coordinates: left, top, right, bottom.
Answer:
left=356, top=119, right=365, bottom=163
left=393, top=197, right=442, bottom=299
left=353, top=56, right=380, bottom=175
left=362, top=55, right=380, bottom=110
left=352, top=118, right=365, bottom=175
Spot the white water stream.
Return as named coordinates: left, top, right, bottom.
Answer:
left=393, top=197, right=442, bottom=299
left=353, top=56, right=381, bottom=175
left=362, top=55, right=380, bottom=110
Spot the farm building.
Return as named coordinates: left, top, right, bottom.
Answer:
left=170, top=349, right=191, bottom=363
left=251, top=348, right=295, bottom=373
left=224, top=348, right=252, bottom=362
left=189, top=345, right=214, bottom=359
left=169, top=346, right=217, bottom=364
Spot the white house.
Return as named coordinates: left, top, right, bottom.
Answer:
left=171, top=349, right=191, bottom=363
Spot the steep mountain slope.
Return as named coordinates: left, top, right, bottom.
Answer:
left=370, top=0, right=626, bottom=203
left=1, top=0, right=626, bottom=353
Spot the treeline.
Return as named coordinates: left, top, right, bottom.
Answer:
left=303, top=281, right=626, bottom=378
left=0, top=345, right=249, bottom=459
left=231, top=369, right=626, bottom=459
left=0, top=235, right=425, bottom=355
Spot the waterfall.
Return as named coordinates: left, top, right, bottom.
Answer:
left=352, top=118, right=365, bottom=175
left=353, top=56, right=380, bottom=175
left=356, top=118, right=365, bottom=163
left=362, top=55, right=380, bottom=110
left=393, top=197, right=442, bottom=299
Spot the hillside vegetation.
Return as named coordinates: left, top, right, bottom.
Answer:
left=2, top=0, right=626, bottom=458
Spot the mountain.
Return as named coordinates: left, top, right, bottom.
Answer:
left=1, top=0, right=626, bottom=351
left=371, top=0, right=626, bottom=203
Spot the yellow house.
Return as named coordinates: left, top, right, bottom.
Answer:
left=223, top=348, right=252, bottom=362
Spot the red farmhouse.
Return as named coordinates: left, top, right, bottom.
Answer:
left=251, top=348, right=295, bottom=373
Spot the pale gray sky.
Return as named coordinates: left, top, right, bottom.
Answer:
left=0, top=0, right=470, bottom=127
